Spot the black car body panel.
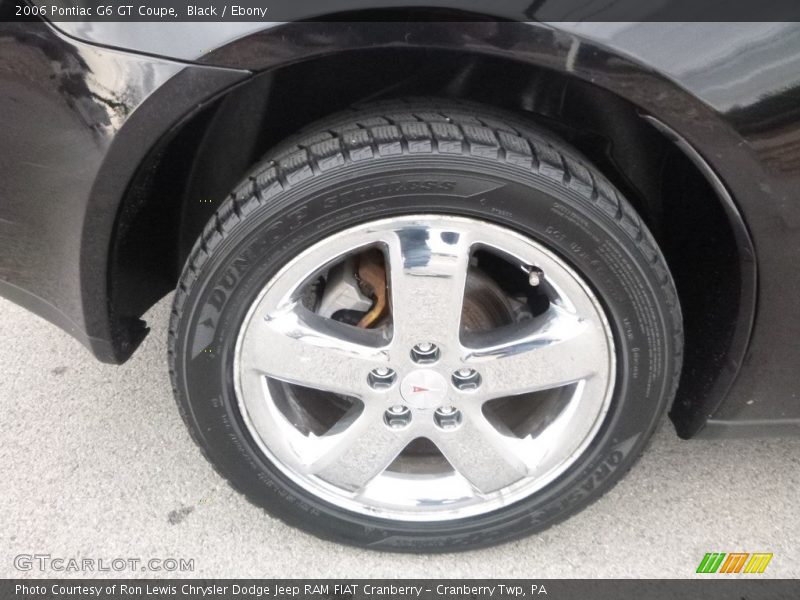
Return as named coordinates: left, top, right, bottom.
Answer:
left=1, top=15, right=799, bottom=439
left=0, top=22, right=248, bottom=359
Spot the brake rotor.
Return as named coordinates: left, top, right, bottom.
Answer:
left=461, top=268, right=516, bottom=333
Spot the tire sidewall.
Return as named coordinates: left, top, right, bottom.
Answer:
left=174, top=157, right=677, bottom=551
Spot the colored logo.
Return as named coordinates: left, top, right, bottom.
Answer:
left=400, top=370, right=447, bottom=409
left=696, top=552, right=773, bottom=574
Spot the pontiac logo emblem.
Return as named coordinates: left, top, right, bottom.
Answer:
left=400, top=370, right=447, bottom=409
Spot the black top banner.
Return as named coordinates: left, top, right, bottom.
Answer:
left=5, top=0, right=800, bottom=22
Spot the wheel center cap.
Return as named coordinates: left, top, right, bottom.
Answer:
left=400, top=370, right=448, bottom=409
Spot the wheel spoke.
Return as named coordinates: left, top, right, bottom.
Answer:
left=305, top=405, right=414, bottom=491
left=383, top=225, right=472, bottom=353
left=462, top=304, right=608, bottom=402
left=239, top=304, right=388, bottom=398
left=432, top=405, right=529, bottom=494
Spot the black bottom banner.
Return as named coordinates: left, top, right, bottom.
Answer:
left=3, top=580, right=799, bottom=600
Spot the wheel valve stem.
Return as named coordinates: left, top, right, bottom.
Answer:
left=528, top=266, right=544, bottom=287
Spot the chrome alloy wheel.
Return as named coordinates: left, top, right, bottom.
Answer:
left=234, top=215, right=615, bottom=521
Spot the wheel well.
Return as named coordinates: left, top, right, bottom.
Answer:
left=110, top=48, right=746, bottom=436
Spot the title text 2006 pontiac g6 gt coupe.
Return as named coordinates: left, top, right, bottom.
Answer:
left=2, top=10, right=799, bottom=550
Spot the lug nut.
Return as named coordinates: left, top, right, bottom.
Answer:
left=384, top=406, right=412, bottom=429
left=410, top=342, right=440, bottom=364
left=368, top=367, right=397, bottom=389
left=452, top=368, right=482, bottom=391
left=434, top=406, right=462, bottom=430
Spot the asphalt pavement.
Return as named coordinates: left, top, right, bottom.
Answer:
left=1, top=295, right=798, bottom=578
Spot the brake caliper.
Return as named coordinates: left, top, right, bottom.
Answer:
left=355, top=249, right=388, bottom=328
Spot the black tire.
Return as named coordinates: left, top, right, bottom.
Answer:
left=169, top=99, right=683, bottom=552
